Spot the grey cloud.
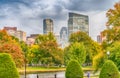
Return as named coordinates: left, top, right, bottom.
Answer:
left=0, top=0, right=118, bottom=38
left=60, top=0, right=118, bottom=11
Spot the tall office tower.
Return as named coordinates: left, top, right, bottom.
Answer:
left=60, top=27, right=68, bottom=48
left=43, top=19, right=53, bottom=34
left=68, top=12, right=89, bottom=36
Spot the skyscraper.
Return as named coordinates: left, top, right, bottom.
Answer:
left=60, top=27, right=68, bottom=48
left=60, top=27, right=68, bottom=41
left=43, top=19, right=53, bottom=34
left=68, top=12, right=89, bottom=36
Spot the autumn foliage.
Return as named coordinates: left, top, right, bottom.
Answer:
left=0, top=30, right=24, bottom=67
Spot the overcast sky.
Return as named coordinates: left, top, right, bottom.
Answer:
left=0, top=0, right=119, bottom=41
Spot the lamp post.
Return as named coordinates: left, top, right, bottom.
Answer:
left=25, top=51, right=27, bottom=78
left=107, top=51, right=110, bottom=59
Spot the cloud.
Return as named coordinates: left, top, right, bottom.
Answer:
left=60, top=0, right=118, bottom=11
left=0, top=0, right=118, bottom=40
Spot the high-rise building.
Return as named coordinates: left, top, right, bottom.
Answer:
left=60, top=27, right=68, bottom=48
left=60, top=27, right=68, bottom=41
left=68, top=12, right=89, bottom=36
left=43, top=19, right=53, bottom=34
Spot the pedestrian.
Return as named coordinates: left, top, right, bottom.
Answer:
left=55, top=74, right=57, bottom=78
left=37, top=74, right=39, bottom=78
left=87, top=72, right=90, bottom=78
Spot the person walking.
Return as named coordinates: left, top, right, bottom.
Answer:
left=37, top=74, right=39, bottom=78
left=87, top=72, right=90, bottom=78
left=55, top=74, right=57, bottom=78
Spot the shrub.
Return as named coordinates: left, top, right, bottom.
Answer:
left=65, top=60, right=83, bottom=78
left=99, top=60, right=119, bottom=78
left=0, top=53, right=20, bottom=78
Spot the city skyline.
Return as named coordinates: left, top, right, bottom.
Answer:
left=0, top=0, right=118, bottom=41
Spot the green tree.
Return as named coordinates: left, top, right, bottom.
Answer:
left=0, top=53, right=20, bottom=78
left=107, top=41, right=120, bottom=70
left=93, top=52, right=105, bottom=71
left=64, top=42, right=86, bottom=65
left=68, top=31, right=101, bottom=65
left=29, top=40, right=64, bottom=66
left=38, top=41, right=64, bottom=66
left=65, top=60, right=83, bottom=78
left=99, top=60, right=119, bottom=78
left=20, top=41, right=29, bottom=53
left=35, top=32, right=56, bottom=44
left=27, top=45, right=40, bottom=65
left=69, top=31, right=92, bottom=44
left=33, top=33, right=64, bottom=66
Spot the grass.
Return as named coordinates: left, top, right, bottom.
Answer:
left=18, top=66, right=65, bottom=74
left=18, top=66, right=100, bottom=78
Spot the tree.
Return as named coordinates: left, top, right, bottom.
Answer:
left=93, top=52, right=105, bottom=71
left=0, top=53, right=20, bottom=78
left=33, top=33, right=64, bottom=66
left=107, top=41, right=120, bottom=70
left=35, top=32, right=56, bottom=44
left=27, top=45, right=40, bottom=64
left=99, top=60, right=119, bottom=78
left=0, top=43, right=24, bottom=67
left=29, top=38, right=64, bottom=66
left=0, top=30, right=24, bottom=67
left=106, top=2, right=120, bottom=27
left=68, top=31, right=101, bottom=65
left=65, top=60, right=83, bottom=78
left=69, top=31, right=92, bottom=44
left=20, top=41, right=29, bottom=53
left=102, top=2, right=120, bottom=44
left=38, top=41, right=64, bottom=66
left=64, top=42, right=86, bottom=65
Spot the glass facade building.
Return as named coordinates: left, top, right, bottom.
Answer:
left=68, top=12, right=89, bottom=36
left=43, top=19, right=53, bottom=34
left=60, top=27, right=68, bottom=41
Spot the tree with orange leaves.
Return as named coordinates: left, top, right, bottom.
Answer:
left=0, top=30, right=24, bottom=67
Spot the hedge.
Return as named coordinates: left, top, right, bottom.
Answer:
left=65, top=60, right=83, bottom=78
left=0, top=53, right=20, bottom=78
left=99, top=60, right=119, bottom=78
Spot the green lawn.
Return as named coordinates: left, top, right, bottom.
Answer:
left=18, top=66, right=99, bottom=78
left=18, top=67, right=65, bottom=74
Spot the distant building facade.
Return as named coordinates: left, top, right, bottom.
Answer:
left=43, top=19, right=53, bottom=34
left=59, top=27, right=68, bottom=48
left=3, top=27, right=17, bottom=36
left=60, top=27, right=68, bottom=41
left=97, top=35, right=102, bottom=43
left=16, top=30, right=26, bottom=42
left=68, top=12, right=89, bottom=36
left=26, top=34, right=39, bottom=46
left=3, top=26, right=26, bottom=42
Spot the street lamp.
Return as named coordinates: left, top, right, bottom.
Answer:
left=107, top=51, right=110, bottom=59
left=25, top=52, right=27, bottom=78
